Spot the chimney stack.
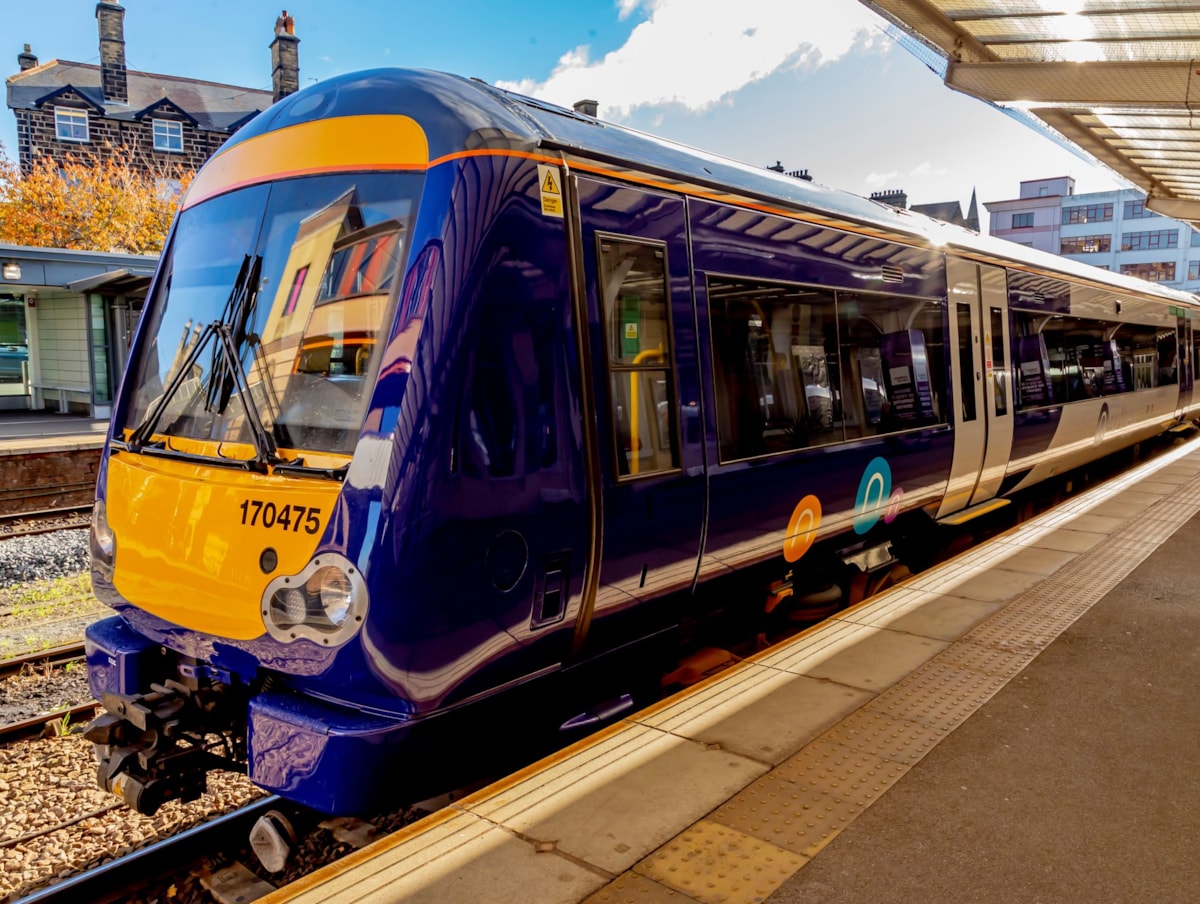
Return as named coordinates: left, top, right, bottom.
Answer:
left=96, top=1, right=127, bottom=103
left=573, top=99, right=598, bottom=117
left=271, top=10, right=300, bottom=103
left=869, top=189, right=908, bottom=210
left=17, top=44, right=38, bottom=71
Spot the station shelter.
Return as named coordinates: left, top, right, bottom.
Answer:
left=0, top=243, right=155, bottom=417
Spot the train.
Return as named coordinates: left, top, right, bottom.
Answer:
left=83, top=68, right=1200, bottom=816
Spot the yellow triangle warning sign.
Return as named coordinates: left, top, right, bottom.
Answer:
left=536, top=164, right=565, bottom=218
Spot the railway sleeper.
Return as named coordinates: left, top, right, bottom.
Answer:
left=84, top=678, right=246, bottom=816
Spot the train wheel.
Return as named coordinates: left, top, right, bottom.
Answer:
left=784, top=582, right=843, bottom=623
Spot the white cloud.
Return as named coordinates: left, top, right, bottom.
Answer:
left=910, top=161, right=949, bottom=177
left=864, top=171, right=901, bottom=190
left=616, top=0, right=647, bottom=21
left=495, top=0, right=886, bottom=119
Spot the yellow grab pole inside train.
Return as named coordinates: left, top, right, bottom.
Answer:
left=628, top=344, right=665, bottom=476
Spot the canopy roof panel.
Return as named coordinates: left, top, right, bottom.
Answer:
left=863, top=1, right=1200, bottom=222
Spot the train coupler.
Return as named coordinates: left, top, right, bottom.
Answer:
left=84, top=678, right=244, bottom=816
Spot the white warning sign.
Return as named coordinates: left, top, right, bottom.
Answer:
left=537, top=164, right=564, bottom=218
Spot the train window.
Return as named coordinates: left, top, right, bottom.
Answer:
left=458, top=252, right=565, bottom=480
left=955, top=302, right=977, bottom=423
left=837, top=292, right=947, bottom=439
left=708, top=278, right=947, bottom=462
left=1011, top=310, right=1173, bottom=410
left=599, top=238, right=677, bottom=477
left=1157, top=329, right=1179, bottom=386
left=708, top=276, right=840, bottom=460
left=126, top=173, right=419, bottom=456
left=989, top=307, right=1009, bottom=416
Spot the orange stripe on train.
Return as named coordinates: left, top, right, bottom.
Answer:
left=184, top=114, right=431, bottom=209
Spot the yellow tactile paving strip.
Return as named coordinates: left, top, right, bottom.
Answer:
left=636, top=820, right=806, bottom=904
left=266, top=438, right=1200, bottom=904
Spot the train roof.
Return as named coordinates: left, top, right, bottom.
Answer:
left=227, top=68, right=1200, bottom=310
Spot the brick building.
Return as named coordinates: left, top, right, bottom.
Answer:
left=6, top=3, right=300, bottom=176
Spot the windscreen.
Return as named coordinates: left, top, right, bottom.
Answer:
left=123, top=172, right=420, bottom=455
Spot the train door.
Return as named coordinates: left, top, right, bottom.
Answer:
left=937, top=258, right=1014, bottom=519
left=571, top=176, right=706, bottom=653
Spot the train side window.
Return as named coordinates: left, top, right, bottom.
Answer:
left=1157, top=328, right=1179, bottom=386
left=955, top=302, right=977, bottom=422
left=599, top=238, right=677, bottom=478
left=708, top=275, right=840, bottom=460
left=989, top=307, right=1009, bottom=416
left=1012, top=309, right=1165, bottom=410
left=837, top=292, right=947, bottom=438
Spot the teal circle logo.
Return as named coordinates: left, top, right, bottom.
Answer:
left=854, top=457, right=892, bottom=535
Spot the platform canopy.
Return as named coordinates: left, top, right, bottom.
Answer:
left=862, top=1, right=1200, bottom=225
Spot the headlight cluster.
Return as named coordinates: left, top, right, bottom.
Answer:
left=90, top=499, right=116, bottom=580
left=261, top=553, right=368, bottom=646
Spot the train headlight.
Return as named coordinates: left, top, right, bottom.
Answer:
left=90, top=499, right=116, bottom=576
left=261, top=553, right=367, bottom=646
left=315, top=567, right=353, bottom=626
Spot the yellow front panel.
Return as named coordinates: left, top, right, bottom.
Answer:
left=106, top=452, right=344, bottom=640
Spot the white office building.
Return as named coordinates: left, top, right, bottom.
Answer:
left=985, top=177, right=1200, bottom=293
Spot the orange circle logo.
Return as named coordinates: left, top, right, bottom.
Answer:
left=784, top=495, right=822, bottom=563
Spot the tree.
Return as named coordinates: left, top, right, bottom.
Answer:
left=0, top=143, right=193, bottom=254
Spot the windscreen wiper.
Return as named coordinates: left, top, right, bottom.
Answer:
left=126, top=320, right=219, bottom=451
left=206, top=254, right=256, bottom=416
left=210, top=321, right=283, bottom=469
left=124, top=318, right=287, bottom=471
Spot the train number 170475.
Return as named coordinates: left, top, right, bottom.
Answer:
left=239, top=499, right=322, bottom=534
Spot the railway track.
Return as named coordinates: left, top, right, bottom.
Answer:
left=0, top=504, right=92, bottom=539
left=0, top=642, right=86, bottom=680
left=0, top=643, right=91, bottom=744
left=0, top=643, right=93, bottom=744
left=13, top=797, right=285, bottom=904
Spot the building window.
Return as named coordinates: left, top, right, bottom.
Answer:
left=1190, top=260, right=1200, bottom=281
left=1118, top=196, right=1156, bottom=217
left=1191, top=230, right=1200, bottom=247
left=1061, top=235, right=1111, bottom=254
left=1063, top=204, right=1113, bottom=225
left=1123, top=200, right=1152, bottom=219
left=1120, top=261, right=1176, bottom=282
left=1121, top=230, right=1178, bottom=251
left=152, top=119, right=184, bottom=153
left=1012, top=212, right=1034, bottom=228
left=54, top=108, right=89, bottom=143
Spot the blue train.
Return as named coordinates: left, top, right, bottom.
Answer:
left=84, top=68, right=1200, bottom=815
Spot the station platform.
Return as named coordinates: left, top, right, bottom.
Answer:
left=264, top=435, right=1200, bottom=904
left=0, top=410, right=108, bottom=456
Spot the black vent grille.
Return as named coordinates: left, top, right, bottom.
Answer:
left=880, top=265, right=904, bottom=284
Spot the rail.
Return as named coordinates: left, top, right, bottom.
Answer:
left=13, top=796, right=284, bottom=904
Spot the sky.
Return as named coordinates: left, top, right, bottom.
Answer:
left=1, top=0, right=1129, bottom=232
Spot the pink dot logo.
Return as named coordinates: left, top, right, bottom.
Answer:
left=884, top=488, right=904, bottom=524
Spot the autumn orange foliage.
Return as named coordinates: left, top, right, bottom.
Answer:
left=0, top=142, right=194, bottom=254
